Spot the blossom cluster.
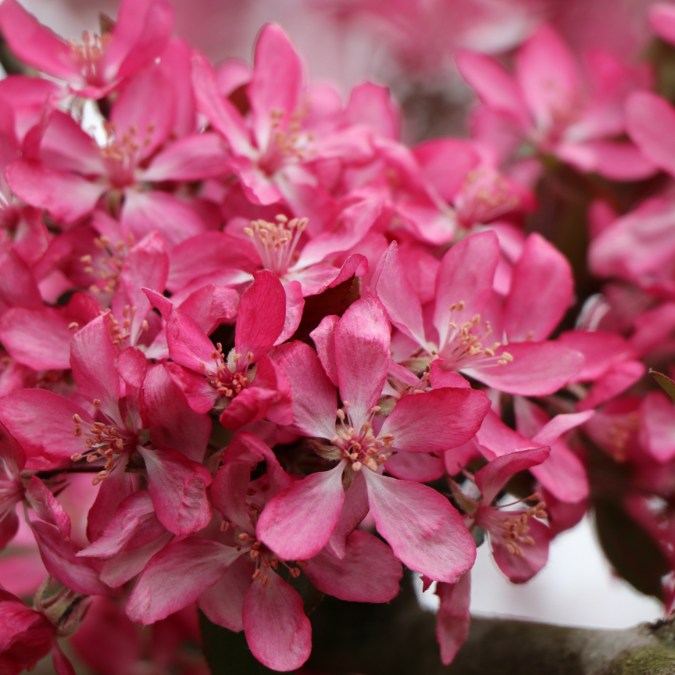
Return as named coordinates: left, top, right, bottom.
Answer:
left=0, top=1, right=673, bottom=673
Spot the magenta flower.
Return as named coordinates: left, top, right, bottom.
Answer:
left=257, top=296, right=489, bottom=582
left=0, top=0, right=174, bottom=99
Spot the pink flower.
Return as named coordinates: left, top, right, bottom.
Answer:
left=0, top=0, right=174, bottom=99
left=456, top=24, right=654, bottom=180
left=375, top=231, right=584, bottom=396
left=257, top=296, right=489, bottom=582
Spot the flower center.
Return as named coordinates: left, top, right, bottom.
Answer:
left=71, top=406, right=135, bottom=484
left=80, top=234, right=134, bottom=297
left=244, top=215, right=307, bottom=275
left=440, top=302, right=513, bottom=371
left=330, top=405, right=394, bottom=472
left=202, top=343, right=253, bottom=399
left=455, top=168, right=520, bottom=226
left=69, top=31, right=111, bottom=86
left=100, top=122, right=155, bottom=188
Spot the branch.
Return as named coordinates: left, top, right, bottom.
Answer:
left=306, top=577, right=675, bottom=674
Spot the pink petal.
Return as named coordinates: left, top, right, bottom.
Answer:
left=641, top=392, right=675, bottom=463
left=249, top=24, right=303, bottom=151
left=138, top=446, right=212, bottom=536
left=515, top=25, right=579, bottom=132
left=127, top=538, right=237, bottom=623
left=0, top=390, right=87, bottom=470
left=626, top=92, right=675, bottom=176
left=475, top=447, right=550, bottom=505
left=0, top=0, right=76, bottom=80
left=335, top=296, right=390, bottom=428
left=650, top=2, right=675, bottom=44
left=436, top=574, right=471, bottom=665
left=142, top=133, right=228, bottom=182
left=382, top=388, right=489, bottom=454
left=199, top=556, right=251, bottom=632
left=256, top=462, right=346, bottom=561
left=70, top=315, right=120, bottom=418
left=556, top=140, right=656, bottom=181
left=466, top=341, right=584, bottom=396
left=273, top=341, right=338, bottom=440
left=364, top=471, right=475, bottom=583
left=304, top=530, right=402, bottom=602
left=108, top=0, right=174, bottom=81
left=235, top=271, right=286, bottom=360
left=325, top=470, right=369, bottom=559
left=142, top=364, right=211, bottom=463
left=191, top=51, right=251, bottom=155
left=244, top=575, right=311, bottom=672
left=373, top=241, right=428, bottom=347
left=487, top=513, right=550, bottom=583
left=6, top=160, right=104, bottom=223
left=503, top=234, right=573, bottom=342
left=455, top=50, right=528, bottom=125
left=30, top=521, right=109, bottom=595
left=0, top=308, right=73, bottom=370
left=122, top=190, right=208, bottom=248
left=434, top=231, right=499, bottom=349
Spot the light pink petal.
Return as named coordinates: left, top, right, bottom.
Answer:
left=6, top=160, right=104, bottom=223
left=325, top=471, right=369, bottom=559
left=532, top=443, right=588, bottom=504
left=256, top=462, right=346, bottom=561
left=383, top=388, right=489, bottom=453
left=122, top=190, right=207, bottom=248
left=109, top=0, right=174, bottom=81
left=373, top=241, right=428, bottom=347
left=626, top=92, right=675, bottom=176
left=192, top=51, right=251, bottom=155
left=346, top=81, right=401, bottom=139
left=243, top=572, right=311, bottom=672
left=335, top=296, right=390, bottom=428
left=434, top=231, right=499, bottom=349
left=235, top=271, right=286, bottom=360
left=0, top=249, right=41, bottom=311
left=199, top=556, right=251, bottom=632
left=0, top=0, right=76, bottom=80
left=110, top=66, right=174, bottom=159
left=138, top=446, right=212, bottom=536
left=249, top=24, right=303, bottom=151
left=475, top=447, right=550, bottom=505
left=364, top=471, right=475, bottom=583
left=127, top=538, right=236, bottom=623
left=142, top=133, right=228, bottom=181
left=515, top=25, right=579, bottom=132
left=273, top=341, right=338, bottom=439
left=304, top=530, right=402, bottom=603
left=414, top=138, right=480, bottom=201
left=385, top=451, right=445, bottom=482
left=503, top=234, right=573, bottom=341
left=466, top=341, right=584, bottom=396
left=436, top=574, right=471, bottom=665
left=455, top=50, right=528, bottom=125
left=558, top=330, right=634, bottom=382
left=556, top=141, right=656, bottom=181
left=641, top=392, right=675, bottom=463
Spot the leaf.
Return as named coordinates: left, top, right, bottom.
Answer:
left=594, top=498, right=670, bottom=600
left=650, top=369, right=675, bottom=402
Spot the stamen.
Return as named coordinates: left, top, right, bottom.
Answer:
left=244, top=215, right=308, bottom=275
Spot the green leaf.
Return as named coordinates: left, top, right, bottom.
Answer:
left=650, top=369, right=675, bottom=402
